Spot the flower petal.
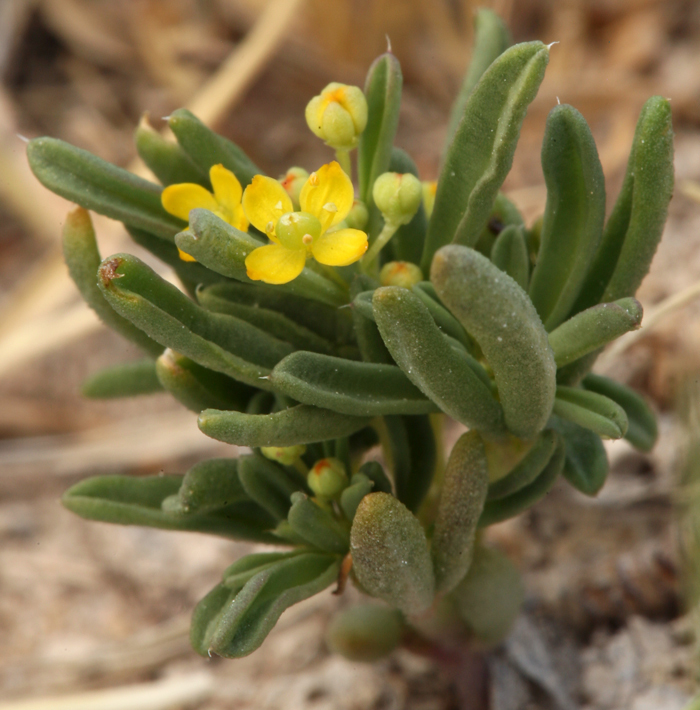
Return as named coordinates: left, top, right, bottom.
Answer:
left=177, top=246, right=197, bottom=262
left=245, top=244, right=306, bottom=284
left=299, top=162, right=353, bottom=232
left=210, top=164, right=242, bottom=207
left=242, top=175, right=292, bottom=235
left=311, top=228, right=368, bottom=266
left=161, top=183, right=217, bottom=222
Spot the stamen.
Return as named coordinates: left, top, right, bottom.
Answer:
left=274, top=201, right=283, bottom=210
left=322, top=202, right=338, bottom=213
left=266, top=221, right=275, bottom=234
left=309, top=172, right=319, bottom=186
left=302, top=234, right=314, bottom=245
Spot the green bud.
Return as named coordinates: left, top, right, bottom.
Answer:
left=278, top=167, right=309, bottom=209
left=305, top=83, right=368, bottom=150
left=327, top=604, right=404, bottom=661
left=345, top=199, right=369, bottom=230
left=307, top=457, right=349, bottom=499
left=373, top=172, right=422, bottom=226
left=379, top=261, right=424, bottom=289
left=260, top=445, right=307, bottom=466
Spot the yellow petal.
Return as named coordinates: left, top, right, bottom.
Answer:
left=210, top=164, right=242, bottom=212
left=299, top=162, right=353, bottom=232
left=161, top=183, right=217, bottom=222
left=177, top=246, right=197, bottom=262
left=311, top=228, right=368, bottom=266
left=245, top=244, right=306, bottom=284
left=242, top=175, right=292, bottom=235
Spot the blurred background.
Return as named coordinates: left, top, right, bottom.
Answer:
left=1, top=0, right=700, bottom=707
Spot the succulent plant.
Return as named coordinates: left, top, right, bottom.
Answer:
left=27, top=9, right=673, bottom=662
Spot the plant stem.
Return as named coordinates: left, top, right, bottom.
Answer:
left=362, top=221, right=399, bottom=274
left=335, top=149, right=352, bottom=180
left=293, top=458, right=309, bottom=478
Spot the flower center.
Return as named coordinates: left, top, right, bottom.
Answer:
left=276, top=211, right=322, bottom=251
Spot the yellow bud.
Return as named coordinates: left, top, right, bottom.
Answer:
left=279, top=167, right=309, bottom=210
left=422, top=180, right=437, bottom=219
left=373, top=172, right=422, bottom=226
left=260, top=445, right=307, bottom=466
left=305, top=83, right=368, bottom=151
left=308, top=457, right=348, bottom=499
left=380, top=261, right=424, bottom=289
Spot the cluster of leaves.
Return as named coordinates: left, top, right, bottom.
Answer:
left=27, top=10, right=673, bottom=660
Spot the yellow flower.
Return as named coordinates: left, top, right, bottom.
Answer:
left=161, top=164, right=248, bottom=261
left=243, top=162, right=368, bottom=285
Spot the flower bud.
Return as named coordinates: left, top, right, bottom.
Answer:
left=307, top=458, right=348, bottom=499
left=260, top=445, right=306, bottom=466
left=373, top=172, right=422, bottom=226
left=279, top=167, right=309, bottom=209
left=422, top=180, right=437, bottom=219
left=305, top=83, right=368, bottom=151
left=380, top=261, right=424, bottom=289
left=345, top=199, right=369, bottom=230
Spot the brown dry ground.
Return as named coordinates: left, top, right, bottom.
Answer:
left=1, top=1, right=700, bottom=708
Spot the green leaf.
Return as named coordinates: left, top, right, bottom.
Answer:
left=490, top=224, right=529, bottom=291
left=270, top=352, right=437, bottom=417
left=357, top=461, right=393, bottom=495
left=487, top=429, right=559, bottom=500
left=549, top=415, right=609, bottom=496
left=340, top=474, right=375, bottom=521
left=287, top=492, right=350, bottom=554
left=411, top=282, right=476, bottom=353
left=62, top=208, right=162, bottom=356
left=432, top=246, right=556, bottom=440
left=237, top=453, right=302, bottom=521
left=221, top=551, right=306, bottom=590
left=155, top=349, right=254, bottom=412
left=27, top=137, right=183, bottom=239
left=191, top=553, right=340, bottom=658
left=351, top=275, right=393, bottom=364
left=553, top=386, right=628, bottom=440
left=528, top=104, right=606, bottom=330
left=548, top=298, right=642, bottom=367
left=97, top=253, right=292, bottom=387
left=446, top=8, right=512, bottom=145
left=198, top=405, right=371, bottom=448
left=177, top=210, right=348, bottom=307
left=351, top=492, right=435, bottom=614
left=478, top=435, right=565, bottom=526
left=168, top=108, right=261, bottom=187
left=82, top=358, right=163, bottom=398
left=422, top=41, right=549, bottom=270
left=135, top=115, right=209, bottom=187
left=473, top=192, right=525, bottom=258
left=327, top=604, right=404, bottom=662
left=358, top=53, right=403, bottom=209
left=431, top=431, right=489, bottom=593
left=63, top=475, right=277, bottom=542
left=172, top=458, right=250, bottom=514
left=373, top=286, right=505, bottom=437
left=583, top=373, right=657, bottom=452
left=450, top=545, right=524, bottom=646
left=573, top=96, right=674, bottom=311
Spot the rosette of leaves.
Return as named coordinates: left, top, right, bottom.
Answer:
left=28, top=9, right=672, bottom=661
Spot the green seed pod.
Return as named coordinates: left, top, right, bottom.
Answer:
left=135, top=114, right=209, bottom=187
left=373, top=286, right=505, bottom=437
left=583, top=374, right=657, bottom=452
left=97, top=253, right=293, bottom=387
left=327, top=604, right=404, bottom=662
left=28, top=138, right=184, bottom=240
left=422, top=41, right=549, bottom=271
left=287, top=492, right=350, bottom=554
left=487, top=429, right=558, bottom=500
left=431, top=431, right=489, bottom=593
left=351, top=492, right=435, bottom=614
left=431, top=245, right=556, bottom=440
left=450, top=545, right=524, bottom=646
left=553, top=386, right=628, bottom=440
left=549, top=415, right=609, bottom=496
left=81, top=359, right=163, bottom=399
left=528, top=104, right=606, bottom=330
left=308, top=458, right=349, bottom=499
left=446, top=8, right=512, bottom=143
left=198, top=405, right=371, bottom=448
left=373, top=172, right=423, bottom=226
left=548, top=298, right=642, bottom=367
left=490, top=224, right=529, bottom=291
left=168, top=108, right=261, bottom=187
left=156, top=349, right=253, bottom=412
left=340, top=473, right=375, bottom=520
left=62, top=207, right=163, bottom=356
left=237, top=453, right=301, bottom=521
left=478, top=434, right=565, bottom=526
left=270, top=351, right=437, bottom=417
